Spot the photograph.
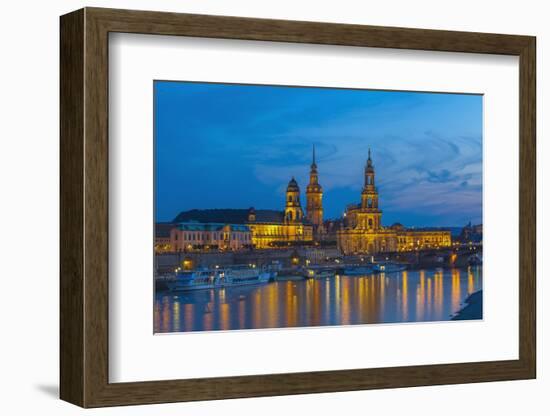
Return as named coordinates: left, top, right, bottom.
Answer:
left=153, top=81, right=483, bottom=333
left=52, top=4, right=538, bottom=410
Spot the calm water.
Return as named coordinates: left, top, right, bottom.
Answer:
left=154, top=266, right=482, bottom=333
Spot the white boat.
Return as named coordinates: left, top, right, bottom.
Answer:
left=343, top=266, right=373, bottom=276
left=315, top=270, right=334, bottom=279
left=304, top=268, right=334, bottom=279
left=372, top=262, right=407, bottom=273
left=166, top=265, right=271, bottom=292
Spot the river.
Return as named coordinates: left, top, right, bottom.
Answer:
left=154, top=266, right=482, bottom=333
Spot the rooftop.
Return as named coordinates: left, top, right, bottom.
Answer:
left=173, top=208, right=287, bottom=224
left=176, top=222, right=250, bottom=232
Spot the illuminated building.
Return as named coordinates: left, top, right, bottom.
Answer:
left=171, top=177, right=313, bottom=250
left=170, top=222, right=252, bottom=251
left=164, top=147, right=451, bottom=254
left=392, top=223, right=452, bottom=251
left=337, top=149, right=451, bottom=255
left=154, top=222, right=174, bottom=253
left=306, top=145, right=324, bottom=235
left=247, top=178, right=314, bottom=248
left=284, top=177, right=304, bottom=223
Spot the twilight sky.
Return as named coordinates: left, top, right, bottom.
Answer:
left=155, top=81, right=482, bottom=227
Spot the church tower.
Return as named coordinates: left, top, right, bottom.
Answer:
left=284, top=177, right=304, bottom=224
left=359, top=148, right=382, bottom=231
left=306, top=144, right=324, bottom=227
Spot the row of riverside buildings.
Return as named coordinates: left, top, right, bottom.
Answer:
left=155, top=147, right=452, bottom=255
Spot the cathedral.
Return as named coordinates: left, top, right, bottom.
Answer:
left=245, top=146, right=325, bottom=248
left=336, top=149, right=452, bottom=255
left=163, top=146, right=451, bottom=254
left=245, top=173, right=315, bottom=249
left=305, top=145, right=324, bottom=232
left=169, top=147, right=322, bottom=250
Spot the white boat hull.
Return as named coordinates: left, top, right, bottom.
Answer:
left=166, top=269, right=271, bottom=292
left=372, top=263, right=407, bottom=273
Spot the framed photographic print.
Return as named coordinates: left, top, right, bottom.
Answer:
left=60, top=7, right=536, bottom=407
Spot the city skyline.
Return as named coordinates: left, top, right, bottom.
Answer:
left=155, top=81, right=482, bottom=227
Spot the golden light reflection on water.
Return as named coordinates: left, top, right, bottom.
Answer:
left=267, top=283, right=277, bottom=328
left=238, top=300, right=245, bottom=328
left=379, top=275, right=386, bottom=315
left=154, top=266, right=483, bottom=333
left=220, top=303, right=230, bottom=330
left=184, top=303, right=193, bottom=332
left=334, top=275, right=341, bottom=321
left=254, top=290, right=262, bottom=328
left=341, top=277, right=350, bottom=325
left=358, top=277, right=367, bottom=322
left=427, top=276, right=432, bottom=318
left=434, top=270, right=443, bottom=317
left=161, top=296, right=170, bottom=333
left=401, top=271, right=408, bottom=321
left=172, top=301, right=180, bottom=333
left=451, top=268, right=462, bottom=314
left=416, top=270, right=425, bottom=321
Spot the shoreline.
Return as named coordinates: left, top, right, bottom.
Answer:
left=451, top=290, right=483, bottom=320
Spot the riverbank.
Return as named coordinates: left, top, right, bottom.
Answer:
left=451, top=290, right=482, bottom=320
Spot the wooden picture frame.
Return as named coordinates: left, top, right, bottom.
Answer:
left=60, top=7, right=536, bottom=408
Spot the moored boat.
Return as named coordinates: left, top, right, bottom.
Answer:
left=303, top=267, right=334, bottom=279
left=372, top=262, right=407, bottom=273
left=166, top=265, right=270, bottom=292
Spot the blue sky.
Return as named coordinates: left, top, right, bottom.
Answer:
left=155, top=81, right=482, bottom=227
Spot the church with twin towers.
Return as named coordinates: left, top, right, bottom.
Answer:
left=167, top=146, right=451, bottom=254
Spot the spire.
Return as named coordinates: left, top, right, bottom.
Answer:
left=306, top=144, right=323, bottom=227
left=364, top=147, right=375, bottom=189
left=367, top=147, right=372, bottom=167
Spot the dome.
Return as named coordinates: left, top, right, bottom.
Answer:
left=391, top=222, right=404, bottom=230
left=287, top=177, right=300, bottom=192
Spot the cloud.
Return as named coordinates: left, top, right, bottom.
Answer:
left=426, top=169, right=458, bottom=183
left=250, top=130, right=482, bottom=220
left=156, top=82, right=482, bottom=225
